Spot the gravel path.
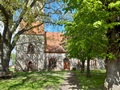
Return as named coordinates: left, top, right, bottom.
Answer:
left=59, top=72, right=80, bottom=90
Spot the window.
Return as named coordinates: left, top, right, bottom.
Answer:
left=27, top=61, right=33, bottom=71
left=27, top=43, right=34, bottom=54
left=64, top=57, right=69, bottom=62
left=48, top=57, right=57, bottom=69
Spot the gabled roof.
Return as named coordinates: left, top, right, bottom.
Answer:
left=20, top=20, right=44, bottom=35
left=45, top=32, right=66, bottom=53
left=19, top=20, right=66, bottom=53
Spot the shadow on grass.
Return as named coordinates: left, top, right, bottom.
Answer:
left=0, top=71, right=65, bottom=90
left=74, top=70, right=106, bottom=90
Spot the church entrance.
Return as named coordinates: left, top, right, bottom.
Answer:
left=64, top=58, right=70, bottom=70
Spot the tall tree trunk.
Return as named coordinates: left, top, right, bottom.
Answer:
left=81, top=60, right=85, bottom=73
left=0, top=34, right=2, bottom=71
left=86, top=59, right=91, bottom=77
left=1, top=42, right=12, bottom=74
left=104, top=58, right=120, bottom=90
left=104, top=25, right=120, bottom=89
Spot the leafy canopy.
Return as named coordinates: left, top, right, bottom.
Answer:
left=63, top=0, right=109, bottom=60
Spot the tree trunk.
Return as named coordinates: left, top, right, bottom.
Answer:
left=81, top=60, right=85, bottom=73
left=86, top=59, right=91, bottom=77
left=104, top=25, right=120, bottom=89
left=104, top=58, right=120, bottom=90
left=1, top=42, right=12, bottom=74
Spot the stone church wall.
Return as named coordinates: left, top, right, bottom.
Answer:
left=45, top=53, right=80, bottom=70
left=15, top=34, right=45, bottom=71
left=45, top=53, right=66, bottom=70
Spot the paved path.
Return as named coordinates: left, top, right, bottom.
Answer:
left=59, top=72, right=80, bottom=90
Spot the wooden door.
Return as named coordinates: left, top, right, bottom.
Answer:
left=64, top=61, right=70, bottom=70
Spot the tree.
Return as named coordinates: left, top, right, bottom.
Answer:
left=63, top=0, right=120, bottom=89
left=63, top=0, right=107, bottom=77
left=65, top=22, right=107, bottom=77
left=0, top=0, right=64, bottom=74
left=0, top=0, right=44, bottom=74
left=102, top=1, right=120, bottom=89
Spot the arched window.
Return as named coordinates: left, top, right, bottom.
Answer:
left=27, top=61, right=33, bottom=71
left=27, top=43, right=34, bottom=54
left=64, top=57, right=69, bottom=62
left=48, top=57, right=57, bottom=69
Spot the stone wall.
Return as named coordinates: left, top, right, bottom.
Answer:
left=45, top=53, right=80, bottom=70
left=15, top=34, right=45, bottom=71
left=45, top=53, right=66, bottom=70
left=84, top=58, right=105, bottom=69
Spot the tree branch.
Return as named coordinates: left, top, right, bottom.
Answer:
left=11, top=0, right=35, bottom=39
left=30, top=0, right=36, bottom=7
left=12, top=22, right=43, bottom=48
left=0, top=4, right=9, bottom=43
left=18, top=22, right=44, bottom=35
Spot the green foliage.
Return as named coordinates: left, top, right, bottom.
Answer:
left=108, top=1, right=120, bottom=10
left=11, top=53, right=16, bottom=65
left=107, top=53, right=116, bottom=60
left=0, top=0, right=66, bottom=72
left=63, top=0, right=83, bottom=13
left=74, top=70, right=106, bottom=90
left=0, top=71, right=65, bottom=90
left=63, top=0, right=108, bottom=61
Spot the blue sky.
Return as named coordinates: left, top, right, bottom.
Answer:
left=1, top=1, right=72, bottom=34
left=44, top=1, right=66, bottom=32
left=13, top=1, right=72, bottom=33
left=44, top=24, right=64, bottom=32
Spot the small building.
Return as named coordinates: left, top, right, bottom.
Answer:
left=15, top=23, right=80, bottom=71
left=15, top=20, right=80, bottom=71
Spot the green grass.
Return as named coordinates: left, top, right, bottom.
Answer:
left=74, top=70, right=106, bottom=90
left=0, top=71, right=65, bottom=90
left=0, top=69, right=106, bottom=90
left=9, top=67, right=14, bottom=72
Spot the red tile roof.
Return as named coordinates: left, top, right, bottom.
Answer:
left=20, top=20, right=44, bottom=35
left=45, top=32, right=66, bottom=53
left=19, top=20, right=66, bottom=53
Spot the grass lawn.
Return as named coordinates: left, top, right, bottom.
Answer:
left=74, top=70, right=106, bottom=90
left=0, top=71, right=65, bottom=90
